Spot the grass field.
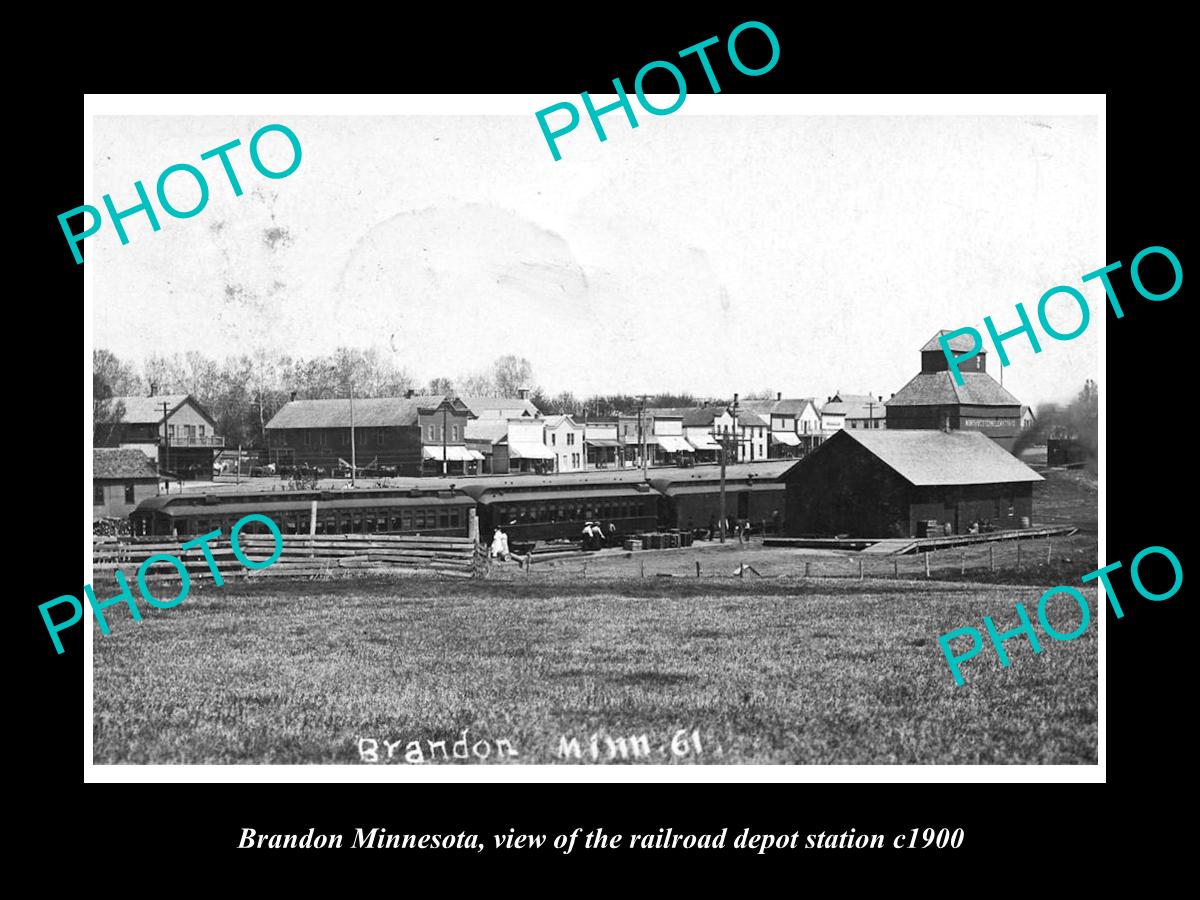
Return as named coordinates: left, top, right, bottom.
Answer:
left=93, top=573, right=1097, bottom=766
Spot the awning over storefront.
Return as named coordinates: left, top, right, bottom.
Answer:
left=655, top=435, right=693, bottom=453
left=422, top=445, right=475, bottom=461
left=466, top=449, right=485, bottom=460
left=585, top=438, right=621, bottom=447
left=770, top=431, right=801, bottom=446
left=508, top=442, right=556, bottom=460
left=688, top=435, right=721, bottom=451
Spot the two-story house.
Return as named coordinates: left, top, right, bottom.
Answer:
left=544, top=414, right=586, bottom=472
left=97, top=393, right=223, bottom=480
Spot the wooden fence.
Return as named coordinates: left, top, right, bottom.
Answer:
left=508, top=532, right=1084, bottom=582
left=92, top=533, right=482, bottom=582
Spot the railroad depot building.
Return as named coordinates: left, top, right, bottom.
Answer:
left=93, top=448, right=159, bottom=518
left=782, top=429, right=1042, bottom=538
left=96, top=393, right=223, bottom=480
left=885, top=331, right=1023, bottom=450
left=264, top=395, right=479, bottom=475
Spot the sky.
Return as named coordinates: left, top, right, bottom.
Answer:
left=92, top=110, right=1100, bottom=407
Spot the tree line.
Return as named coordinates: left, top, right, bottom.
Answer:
left=94, top=348, right=713, bottom=448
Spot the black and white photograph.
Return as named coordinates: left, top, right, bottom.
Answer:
left=84, top=97, right=1101, bottom=770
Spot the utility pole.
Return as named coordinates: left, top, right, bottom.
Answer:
left=349, top=382, right=357, bottom=488
left=638, top=394, right=648, bottom=479
left=442, top=399, right=449, bottom=476
left=717, top=421, right=727, bottom=543
left=162, top=401, right=170, bottom=480
left=715, top=393, right=740, bottom=544
left=867, top=397, right=877, bottom=429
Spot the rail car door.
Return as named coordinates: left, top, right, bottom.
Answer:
left=737, top=491, right=750, bottom=520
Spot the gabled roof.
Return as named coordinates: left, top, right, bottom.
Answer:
left=108, top=394, right=215, bottom=427
left=265, top=395, right=471, bottom=430
left=543, top=414, right=581, bottom=429
left=822, top=394, right=883, bottom=420
left=94, top=448, right=158, bottom=480
left=738, top=398, right=814, bottom=416
left=464, top=420, right=509, bottom=444
left=921, top=329, right=983, bottom=353
left=823, top=429, right=1042, bottom=486
left=886, top=371, right=1021, bottom=407
left=682, top=407, right=724, bottom=427
left=459, top=396, right=540, bottom=417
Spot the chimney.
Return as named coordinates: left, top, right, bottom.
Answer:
left=776, top=391, right=782, bottom=401
left=518, top=388, right=530, bottom=400
left=290, top=391, right=297, bottom=402
left=149, top=382, right=157, bottom=396
left=405, top=389, right=415, bottom=399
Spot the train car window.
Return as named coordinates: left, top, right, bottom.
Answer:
left=176, top=518, right=190, bottom=535
left=390, top=513, right=402, bottom=531
left=438, top=509, right=449, bottom=529
left=364, top=513, right=376, bottom=533
left=536, top=504, right=546, bottom=522
left=414, top=509, right=425, bottom=530
left=352, top=512, right=364, bottom=533
left=449, top=508, right=460, bottom=528
left=402, top=510, right=413, bottom=530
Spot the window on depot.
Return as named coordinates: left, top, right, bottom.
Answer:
left=124, top=483, right=135, bottom=504
left=94, top=483, right=104, bottom=503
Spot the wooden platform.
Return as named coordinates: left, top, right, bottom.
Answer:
left=764, top=525, right=1078, bottom=556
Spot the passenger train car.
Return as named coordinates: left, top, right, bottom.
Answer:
left=460, top=472, right=659, bottom=547
left=650, top=461, right=792, bottom=532
left=130, top=487, right=476, bottom=539
left=129, top=461, right=796, bottom=544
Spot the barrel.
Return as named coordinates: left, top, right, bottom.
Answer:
left=1019, top=516, right=1031, bottom=529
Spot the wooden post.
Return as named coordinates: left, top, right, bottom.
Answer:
left=640, top=558, right=645, bottom=578
left=468, top=509, right=479, bottom=542
left=989, top=545, right=994, bottom=571
left=893, top=559, right=898, bottom=578
left=695, top=560, right=701, bottom=578
left=960, top=551, right=965, bottom=575
left=1046, top=538, right=1052, bottom=564
left=1016, top=539, right=1021, bottom=571
left=858, top=559, right=864, bottom=580
left=805, top=561, right=810, bottom=578
left=309, top=500, right=318, bottom=558
left=739, top=563, right=745, bottom=580
left=925, top=551, right=931, bottom=578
